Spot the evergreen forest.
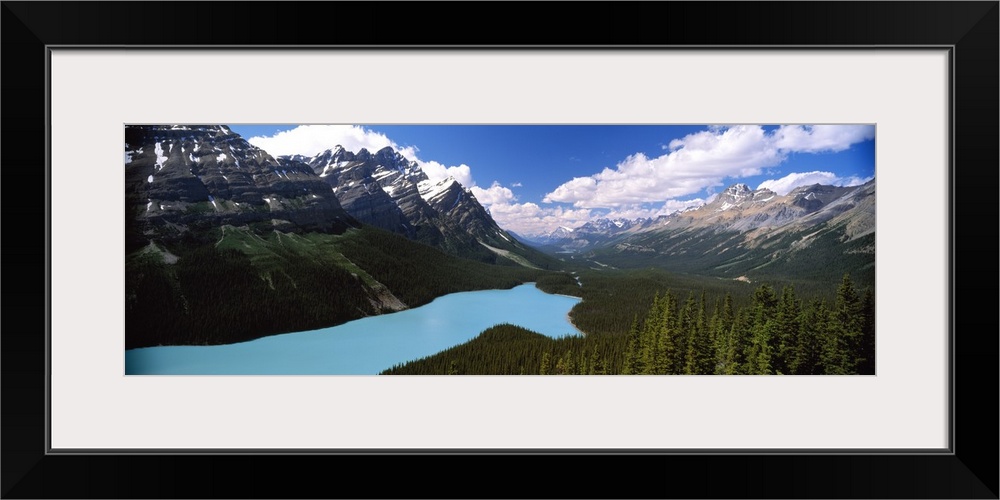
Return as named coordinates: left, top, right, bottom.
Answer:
left=382, top=274, right=875, bottom=375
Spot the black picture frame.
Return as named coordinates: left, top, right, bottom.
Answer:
left=3, top=2, right=996, bottom=498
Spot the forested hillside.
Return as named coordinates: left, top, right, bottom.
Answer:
left=383, top=274, right=874, bottom=375
left=126, top=225, right=551, bottom=348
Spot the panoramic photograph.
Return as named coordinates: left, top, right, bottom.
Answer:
left=124, top=124, right=875, bottom=375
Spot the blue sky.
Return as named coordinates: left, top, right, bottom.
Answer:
left=230, top=124, right=875, bottom=236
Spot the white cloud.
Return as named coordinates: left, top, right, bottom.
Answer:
left=660, top=197, right=710, bottom=214
left=772, top=125, right=875, bottom=153
left=756, top=171, right=874, bottom=195
left=487, top=202, right=593, bottom=237
left=601, top=198, right=708, bottom=222
left=419, top=161, right=474, bottom=187
left=245, top=125, right=474, bottom=186
left=511, top=182, right=522, bottom=187
left=543, top=125, right=874, bottom=209
left=839, top=175, right=874, bottom=187
left=246, top=125, right=395, bottom=158
left=489, top=198, right=708, bottom=237
left=470, top=181, right=516, bottom=205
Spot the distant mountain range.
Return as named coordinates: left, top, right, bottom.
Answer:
left=529, top=180, right=875, bottom=281
left=526, top=217, right=650, bottom=251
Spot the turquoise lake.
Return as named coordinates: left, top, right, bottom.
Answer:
left=124, top=283, right=582, bottom=375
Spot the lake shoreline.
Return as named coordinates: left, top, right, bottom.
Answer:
left=126, top=282, right=582, bottom=375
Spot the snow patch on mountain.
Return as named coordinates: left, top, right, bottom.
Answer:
left=154, top=142, right=168, bottom=171
left=125, top=148, right=142, bottom=164
left=418, top=177, right=458, bottom=203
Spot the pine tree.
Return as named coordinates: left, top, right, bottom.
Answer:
left=858, top=287, right=876, bottom=374
left=753, top=283, right=778, bottom=319
left=554, top=355, right=565, bottom=375
left=589, top=348, right=606, bottom=375
left=540, top=351, right=551, bottom=375
left=746, top=304, right=775, bottom=375
left=675, top=292, right=697, bottom=374
left=653, top=292, right=677, bottom=374
left=790, top=300, right=826, bottom=375
left=714, top=294, right=735, bottom=374
left=833, top=273, right=864, bottom=374
left=622, top=315, right=641, bottom=375
left=554, top=350, right=573, bottom=375
left=685, top=292, right=715, bottom=374
left=820, top=318, right=851, bottom=375
left=724, top=309, right=752, bottom=374
left=774, top=286, right=801, bottom=375
left=639, top=294, right=662, bottom=374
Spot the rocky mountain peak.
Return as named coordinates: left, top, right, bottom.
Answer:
left=374, top=146, right=397, bottom=159
left=417, top=176, right=459, bottom=204
left=752, top=187, right=777, bottom=201
left=708, top=183, right=776, bottom=212
left=294, top=144, right=518, bottom=261
left=124, top=125, right=358, bottom=244
left=725, top=183, right=752, bottom=196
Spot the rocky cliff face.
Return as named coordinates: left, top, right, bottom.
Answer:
left=124, top=125, right=358, bottom=245
left=290, top=145, right=522, bottom=259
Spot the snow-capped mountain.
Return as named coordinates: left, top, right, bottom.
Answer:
left=124, top=125, right=358, bottom=246
left=577, top=217, right=649, bottom=234
left=528, top=217, right=652, bottom=252
left=646, top=182, right=871, bottom=234
left=284, top=145, right=545, bottom=265
left=280, top=146, right=416, bottom=236
left=123, top=127, right=559, bottom=350
left=549, top=226, right=576, bottom=239
left=583, top=180, right=876, bottom=280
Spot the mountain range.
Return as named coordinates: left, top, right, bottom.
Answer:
left=125, top=125, right=550, bottom=268
left=124, top=125, right=357, bottom=245
left=525, top=217, right=650, bottom=250
left=124, top=125, right=557, bottom=348
left=533, top=180, right=875, bottom=282
left=124, top=124, right=874, bottom=348
left=280, top=145, right=543, bottom=265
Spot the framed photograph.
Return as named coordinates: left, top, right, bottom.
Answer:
left=4, top=2, right=996, bottom=498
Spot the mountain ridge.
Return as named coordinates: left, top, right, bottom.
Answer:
left=283, top=144, right=554, bottom=268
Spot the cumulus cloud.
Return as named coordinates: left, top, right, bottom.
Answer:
left=246, top=125, right=395, bottom=158
left=660, top=197, right=709, bottom=213
left=487, top=197, right=708, bottom=237
left=601, top=198, right=708, bottom=222
left=470, top=181, right=516, bottom=205
left=511, top=182, right=522, bottom=187
left=487, top=202, right=594, bottom=237
left=544, top=125, right=874, bottom=209
left=756, top=171, right=874, bottom=195
left=419, top=161, right=474, bottom=187
left=246, top=125, right=474, bottom=186
left=772, top=125, right=875, bottom=153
